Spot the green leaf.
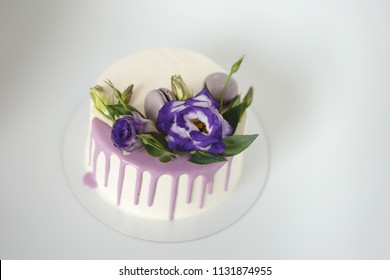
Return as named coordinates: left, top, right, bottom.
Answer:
left=139, top=132, right=170, bottom=150
left=104, top=80, right=145, bottom=118
left=107, top=104, right=131, bottom=118
left=222, top=87, right=254, bottom=132
left=107, top=104, right=143, bottom=119
left=95, top=106, right=114, bottom=122
left=159, top=154, right=172, bottom=163
left=222, top=134, right=258, bottom=157
left=138, top=134, right=165, bottom=151
left=147, top=132, right=171, bottom=150
left=137, top=133, right=175, bottom=161
left=222, top=104, right=242, bottom=134
left=224, top=94, right=241, bottom=112
left=144, top=144, right=164, bottom=157
left=127, top=104, right=145, bottom=117
left=105, top=80, right=123, bottom=103
left=188, top=151, right=226, bottom=165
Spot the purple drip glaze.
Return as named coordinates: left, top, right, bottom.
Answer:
left=104, top=155, right=110, bottom=186
left=147, top=175, right=159, bottom=206
left=186, top=176, right=195, bottom=204
left=224, top=159, right=233, bottom=191
left=83, top=172, right=97, bottom=188
left=199, top=177, right=208, bottom=208
left=116, top=163, right=126, bottom=205
left=88, top=132, right=93, bottom=166
left=85, top=118, right=233, bottom=220
left=134, top=170, right=143, bottom=205
left=169, top=176, right=179, bottom=220
left=208, top=179, right=214, bottom=195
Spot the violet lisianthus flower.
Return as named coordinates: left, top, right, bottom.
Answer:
left=111, top=112, right=156, bottom=153
left=157, top=89, right=232, bottom=154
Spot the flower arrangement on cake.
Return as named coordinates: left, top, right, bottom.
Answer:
left=89, top=56, right=257, bottom=165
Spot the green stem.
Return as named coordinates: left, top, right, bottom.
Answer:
left=117, top=95, right=127, bottom=109
left=219, top=72, right=233, bottom=112
left=105, top=80, right=145, bottom=118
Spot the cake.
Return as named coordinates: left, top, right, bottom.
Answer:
left=83, top=48, right=257, bottom=220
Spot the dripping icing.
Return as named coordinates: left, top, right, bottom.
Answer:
left=85, top=118, right=233, bottom=220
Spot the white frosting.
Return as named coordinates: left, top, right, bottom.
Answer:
left=93, top=48, right=225, bottom=123
left=90, top=144, right=243, bottom=220
left=86, top=48, right=245, bottom=220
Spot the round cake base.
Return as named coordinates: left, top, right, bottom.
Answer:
left=63, top=98, right=270, bottom=242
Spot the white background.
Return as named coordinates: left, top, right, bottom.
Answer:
left=1, top=0, right=389, bottom=259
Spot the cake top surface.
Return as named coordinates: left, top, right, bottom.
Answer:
left=94, top=48, right=225, bottom=118
left=90, top=48, right=257, bottom=165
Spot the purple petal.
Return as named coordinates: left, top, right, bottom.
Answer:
left=156, top=89, right=232, bottom=154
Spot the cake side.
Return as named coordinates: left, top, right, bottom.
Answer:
left=86, top=117, right=244, bottom=220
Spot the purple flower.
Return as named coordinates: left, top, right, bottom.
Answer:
left=157, top=89, right=232, bottom=154
left=111, top=112, right=156, bottom=153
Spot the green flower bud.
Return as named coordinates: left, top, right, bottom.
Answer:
left=241, top=86, right=253, bottom=118
left=243, top=86, right=253, bottom=107
left=171, top=75, right=192, bottom=101
left=90, top=85, right=112, bottom=117
left=231, top=56, right=244, bottom=73
left=122, top=84, right=134, bottom=104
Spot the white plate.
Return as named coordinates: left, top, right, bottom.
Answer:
left=63, top=99, right=270, bottom=242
